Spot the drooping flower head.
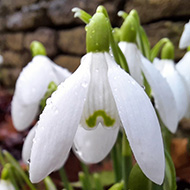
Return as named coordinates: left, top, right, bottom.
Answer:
left=118, top=12, right=178, bottom=133
left=153, top=41, right=189, bottom=121
left=11, top=41, right=71, bottom=131
left=29, top=9, right=165, bottom=185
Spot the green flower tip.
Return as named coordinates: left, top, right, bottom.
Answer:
left=161, top=41, right=174, bottom=60
left=30, top=41, right=46, bottom=57
left=120, top=14, right=137, bottom=43
left=129, top=9, right=140, bottom=25
left=96, top=5, right=109, bottom=18
left=86, top=12, right=109, bottom=53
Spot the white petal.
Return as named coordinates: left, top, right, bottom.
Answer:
left=179, top=21, right=190, bottom=49
left=73, top=124, right=119, bottom=164
left=0, top=180, right=15, bottom=190
left=153, top=58, right=189, bottom=120
left=11, top=92, right=39, bottom=131
left=16, top=55, right=58, bottom=105
left=119, top=42, right=143, bottom=85
left=141, top=56, right=178, bottom=133
left=22, top=126, right=36, bottom=164
left=29, top=55, right=91, bottom=183
left=22, top=125, right=68, bottom=171
left=52, top=64, right=71, bottom=83
left=106, top=53, right=165, bottom=185
left=176, top=52, right=190, bottom=88
left=176, top=52, right=190, bottom=118
left=80, top=53, right=121, bottom=129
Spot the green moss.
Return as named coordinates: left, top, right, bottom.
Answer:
left=86, top=110, right=115, bottom=128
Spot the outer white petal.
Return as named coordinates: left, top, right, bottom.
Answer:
left=22, top=125, right=69, bottom=170
left=176, top=52, right=190, bottom=118
left=22, top=126, right=36, bottom=164
left=106, top=53, right=165, bottom=185
left=52, top=64, right=71, bottom=83
left=73, top=124, right=119, bottom=164
left=29, top=54, right=91, bottom=183
left=179, top=21, right=190, bottom=49
left=153, top=58, right=189, bottom=120
left=16, top=55, right=58, bottom=105
left=11, top=92, right=39, bottom=131
left=0, top=180, right=15, bottom=190
left=119, top=42, right=143, bottom=85
left=140, top=56, right=178, bottom=133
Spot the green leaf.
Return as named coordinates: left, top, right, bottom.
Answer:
left=44, top=176, right=57, bottom=190
left=139, top=26, right=151, bottom=60
left=108, top=181, right=124, bottom=190
left=163, top=150, right=177, bottom=190
left=128, top=164, right=152, bottom=190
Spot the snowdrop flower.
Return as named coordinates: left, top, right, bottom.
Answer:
left=119, top=41, right=178, bottom=133
left=179, top=21, right=190, bottom=49
left=11, top=55, right=71, bottom=131
left=0, top=180, right=15, bottom=190
left=30, top=12, right=164, bottom=185
left=176, top=51, right=190, bottom=117
left=153, top=58, right=189, bottom=120
left=0, top=55, right=3, bottom=65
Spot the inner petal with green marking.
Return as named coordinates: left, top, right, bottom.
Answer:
left=86, top=110, right=115, bottom=128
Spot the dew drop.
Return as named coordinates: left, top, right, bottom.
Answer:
left=27, top=159, right=31, bottom=164
left=82, top=81, right=88, bottom=88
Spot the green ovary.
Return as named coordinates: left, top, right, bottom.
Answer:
left=86, top=110, right=115, bottom=128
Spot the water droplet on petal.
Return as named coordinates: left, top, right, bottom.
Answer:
left=81, top=81, right=88, bottom=88
left=27, top=159, right=31, bottom=164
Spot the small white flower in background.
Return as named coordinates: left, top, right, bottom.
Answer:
left=29, top=52, right=165, bottom=185
left=153, top=58, right=189, bottom=120
left=179, top=20, right=190, bottom=49
left=0, top=55, right=3, bottom=65
left=0, top=180, right=15, bottom=190
left=11, top=55, right=71, bottom=131
left=119, top=41, right=178, bottom=133
left=176, top=52, right=190, bottom=117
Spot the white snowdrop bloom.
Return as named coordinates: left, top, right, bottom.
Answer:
left=176, top=51, right=190, bottom=117
left=179, top=21, right=190, bottom=49
left=153, top=58, right=189, bottom=120
left=11, top=55, right=71, bottom=131
left=29, top=52, right=165, bottom=185
left=119, top=41, right=178, bottom=133
left=0, top=180, right=15, bottom=190
left=0, top=55, right=3, bottom=65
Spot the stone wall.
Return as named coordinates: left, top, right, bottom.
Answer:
left=0, top=0, right=189, bottom=89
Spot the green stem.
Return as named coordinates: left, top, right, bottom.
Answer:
left=79, top=172, right=89, bottom=190
left=151, top=183, right=163, bottom=190
left=81, top=162, right=92, bottom=190
left=122, top=131, right=132, bottom=190
left=59, top=167, right=73, bottom=190
left=93, top=173, right=103, bottom=190
left=111, top=144, right=121, bottom=182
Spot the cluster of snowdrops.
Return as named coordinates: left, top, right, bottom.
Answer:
left=1, top=5, right=190, bottom=190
